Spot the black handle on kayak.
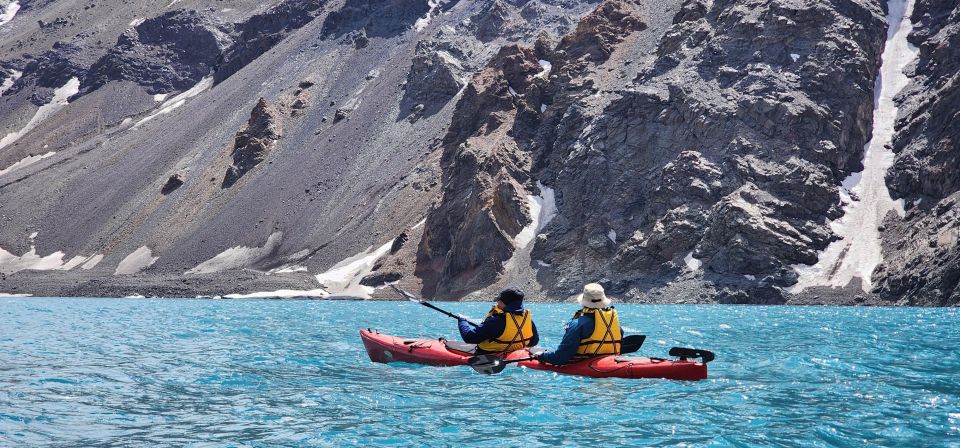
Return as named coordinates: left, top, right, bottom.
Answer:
left=669, top=347, right=715, bottom=363
left=389, top=284, right=479, bottom=327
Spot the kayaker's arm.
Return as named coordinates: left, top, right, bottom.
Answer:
left=528, top=320, right=540, bottom=347
left=458, top=315, right=505, bottom=344
left=537, top=317, right=592, bottom=365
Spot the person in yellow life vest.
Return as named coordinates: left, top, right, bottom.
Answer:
left=535, top=283, right=622, bottom=365
left=458, top=287, right=539, bottom=354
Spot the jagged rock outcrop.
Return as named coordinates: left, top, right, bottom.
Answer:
left=86, top=10, right=231, bottom=94
left=416, top=44, right=545, bottom=297
left=223, top=98, right=281, bottom=188
left=876, top=0, right=960, bottom=305
left=471, top=0, right=513, bottom=42
left=402, top=40, right=471, bottom=117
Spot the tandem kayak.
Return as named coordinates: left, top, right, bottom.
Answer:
left=359, top=329, right=709, bottom=381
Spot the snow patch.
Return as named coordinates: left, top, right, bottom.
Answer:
left=607, top=229, right=617, bottom=243
left=0, top=77, right=80, bottom=150
left=508, top=86, right=519, bottom=97
left=0, top=1, right=19, bottom=26
left=0, top=235, right=101, bottom=275
left=129, top=17, right=145, bottom=27
left=187, top=232, right=282, bottom=275
left=790, top=53, right=800, bottom=62
left=744, top=274, right=756, bottom=281
left=115, top=246, right=159, bottom=275
left=81, top=254, right=104, bottom=269
left=535, top=260, right=552, bottom=267
left=167, top=0, right=182, bottom=7
left=791, top=0, right=917, bottom=293
left=314, top=240, right=394, bottom=298
left=513, top=182, right=557, bottom=249
left=268, top=265, right=308, bottom=274
left=536, top=59, right=552, bottom=79
left=540, top=104, right=547, bottom=113
left=153, top=93, right=168, bottom=102
left=0, top=69, right=21, bottom=96
left=684, top=251, right=702, bottom=271
left=134, top=76, right=213, bottom=128
left=225, top=288, right=330, bottom=299
left=0, top=151, right=55, bottom=177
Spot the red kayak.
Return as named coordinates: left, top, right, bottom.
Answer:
left=359, top=329, right=709, bottom=381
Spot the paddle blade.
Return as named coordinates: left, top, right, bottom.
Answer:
left=620, top=335, right=646, bottom=354
left=467, top=354, right=508, bottom=375
left=669, top=347, right=715, bottom=363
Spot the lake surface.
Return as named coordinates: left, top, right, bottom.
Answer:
left=1, top=298, right=958, bottom=446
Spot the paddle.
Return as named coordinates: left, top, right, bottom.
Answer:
left=389, top=284, right=479, bottom=327
left=468, top=334, right=647, bottom=375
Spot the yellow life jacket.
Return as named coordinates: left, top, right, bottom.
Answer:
left=574, top=307, right=622, bottom=357
left=476, top=306, right=534, bottom=352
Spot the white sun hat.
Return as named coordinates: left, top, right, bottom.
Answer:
left=576, top=283, right=612, bottom=309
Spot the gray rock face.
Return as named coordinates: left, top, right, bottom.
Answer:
left=416, top=44, right=546, bottom=297
left=402, top=40, right=470, bottom=118
left=87, top=10, right=232, bottom=94
left=0, top=0, right=955, bottom=305
left=320, top=0, right=431, bottom=39
left=876, top=0, right=960, bottom=306
left=223, top=98, right=282, bottom=188
left=215, top=0, right=325, bottom=83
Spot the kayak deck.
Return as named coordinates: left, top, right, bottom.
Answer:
left=360, top=329, right=708, bottom=380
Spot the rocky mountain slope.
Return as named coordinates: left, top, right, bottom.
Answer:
left=0, top=0, right=955, bottom=305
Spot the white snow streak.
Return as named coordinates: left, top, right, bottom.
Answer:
left=790, top=53, right=800, bottom=62
left=153, top=93, right=168, bottom=102
left=0, top=69, right=21, bottom=97
left=225, top=288, right=330, bottom=299
left=791, top=0, right=917, bottom=293
left=0, top=151, right=55, bottom=177
left=187, top=232, right=282, bottom=275
left=0, top=292, right=32, bottom=297
left=607, top=229, right=617, bottom=243
left=129, top=17, right=145, bottom=27
left=513, top=182, right=557, bottom=249
left=0, top=77, right=80, bottom=150
left=115, top=246, right=159, bottom=275
left=0, top=1, right=20, bottom=26
left=315, top=240, right=394, bottom=298
left=134, top=76, right=213, bottom=128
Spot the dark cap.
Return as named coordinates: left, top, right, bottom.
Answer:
left=497, top=287, right=525, bottom=304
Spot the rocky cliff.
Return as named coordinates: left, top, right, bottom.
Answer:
left=0, top=0, right=956, bottom=305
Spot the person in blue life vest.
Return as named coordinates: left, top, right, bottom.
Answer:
left=458, top=287, right=539, bottom=354
left=535, top=283, right=623, bottom=365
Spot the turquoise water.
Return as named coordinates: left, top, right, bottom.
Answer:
left=1, top=298, right=958, bottom=446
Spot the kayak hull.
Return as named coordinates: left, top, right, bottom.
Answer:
left=360, top=329, right=472, bottom=366
left=515, top=354, right=707, bottom=381
left=360, top=330, right=708, bottom=380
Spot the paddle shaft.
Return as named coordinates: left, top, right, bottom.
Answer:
left=389, top=284, right=479, bottom=327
